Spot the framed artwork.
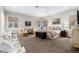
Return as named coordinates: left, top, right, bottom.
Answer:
left=8, top=16, right=19, bottom=28
left=25, top=21, right=31, bottom=26
left=52, top=18, right=60, bottom=24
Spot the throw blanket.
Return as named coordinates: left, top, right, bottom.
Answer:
left=47, top=31, right=59, bottom=39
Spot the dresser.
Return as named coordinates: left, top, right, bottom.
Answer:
left=60, top=30, right=68, bottom=37
left=72, top=27, right=79, bottom=48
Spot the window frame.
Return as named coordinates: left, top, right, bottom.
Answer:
left=7, top=15, right=20, bottom=30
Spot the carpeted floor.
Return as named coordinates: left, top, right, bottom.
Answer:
left=18, top=35, right=79, bottom=53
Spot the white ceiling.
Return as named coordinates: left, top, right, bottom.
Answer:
left=3, top=6, right=79, bottom=17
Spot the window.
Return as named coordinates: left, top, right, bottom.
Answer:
left=36, top=20, right=47, bottom=29
left=36, top=20, right=40, bottom=27
left=8, top=16, right=19, bottom=28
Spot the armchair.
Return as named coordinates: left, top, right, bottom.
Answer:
left=17, top=27, right=28, bottom=36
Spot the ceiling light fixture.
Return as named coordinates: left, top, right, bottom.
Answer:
left=35, top=6, right=39, bottom=7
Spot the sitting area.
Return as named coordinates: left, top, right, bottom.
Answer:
left=17, top=27, right=28, bottom=36
left=17, top=27, right=35, bottom=37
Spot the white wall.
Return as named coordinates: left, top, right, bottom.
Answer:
left=4, top=8, right=79, bottom=31
left=45, top=8, right=77, bottom=30
left=5, top=11, right=39, bottom=31
left=0, top=7, right=5, bottom=35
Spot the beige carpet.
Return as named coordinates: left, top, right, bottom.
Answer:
left=18, top=35, right=79, bottom=53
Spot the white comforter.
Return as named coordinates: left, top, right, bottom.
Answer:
left=0, top=31, right=26, bottom=53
